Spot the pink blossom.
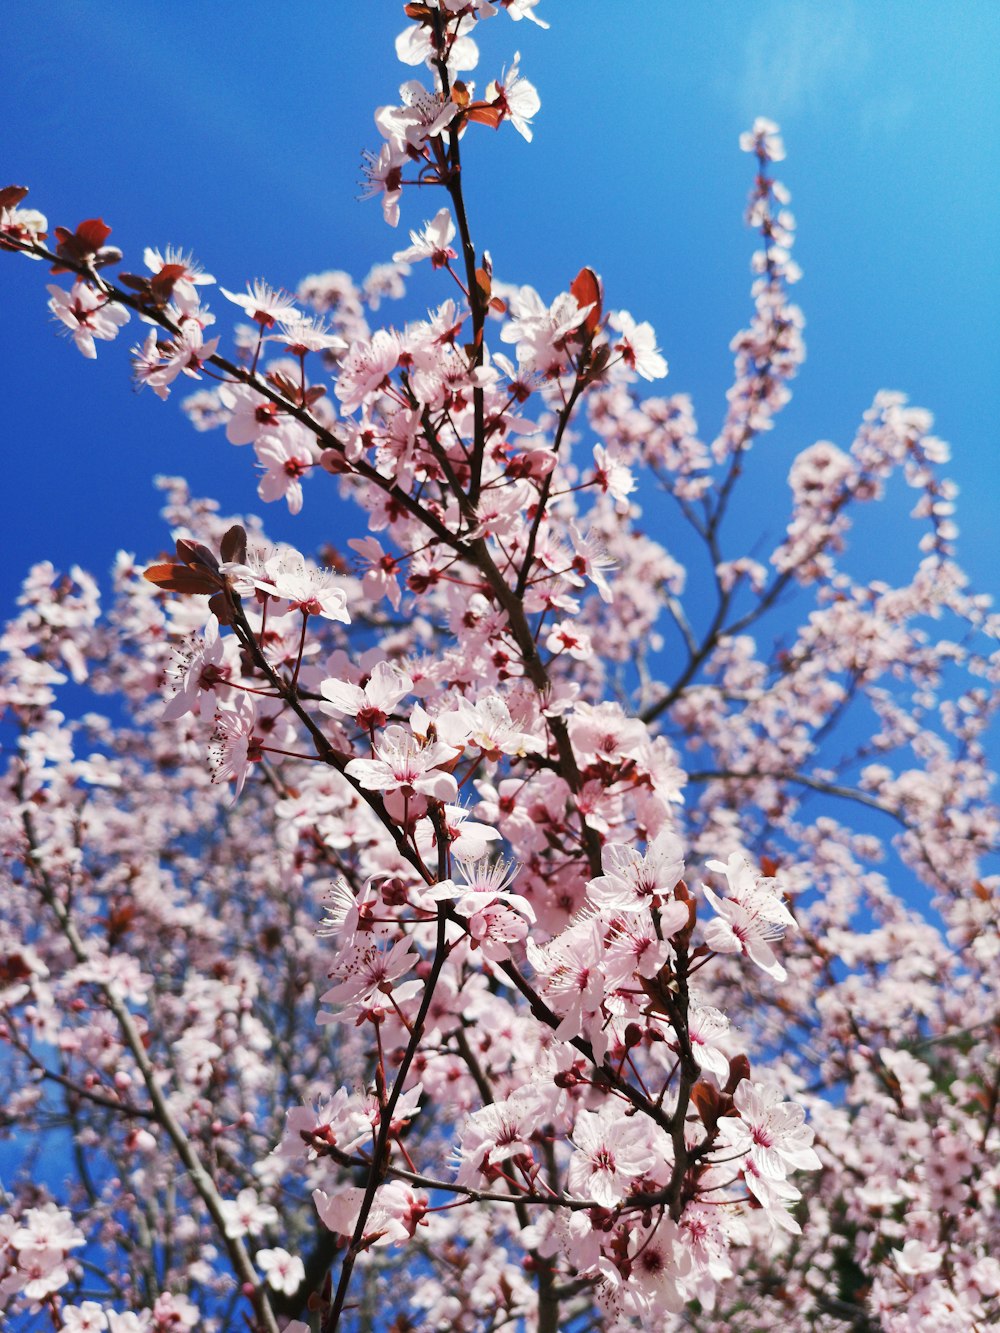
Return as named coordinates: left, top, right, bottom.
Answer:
left=429, top=855, right=535, bottom=923
left=270, top=310, right=347, bottom=354
left=162, top=619, right=234, bottom=721
left=586, top=830, right=687, bottom=918
left=335, top=328, right=403, bottom=412
left=739, top=116, right=786, bottom=162
left=11, top=1203, right=85, bottom=1252
left=376, top=81, right=460, bottom=154
left=320, top=659, right=412, bottom=728
left=47, top=281, right=129, bottom=358
left=702, top=852, right=797, bottom=981
left=360, top=143, right=404, bottom=226
left=255, top=425, right=318, bottom=514
left=143, top=244, right=215, bottom=312
left=255, top=1246, right=304, bottom=1295
left=455, top=1085, right=553, bottom=1187
left=314, top=1180, right=425, bottom=1247
left=252, top=547, right=351, bottom=622
left=219, top=279, right=298, bottom=328
left=486, top=52, right=541, bottom=142
left=609, top=310, right=668, bottom=380
left=348, top=535, right=403, bottom=610
left=567, top=1102, right=656, bottom=1206
left=715, top=1080, right=822, bottom=1181
left=61, top=1303, right=110, bottom=1331
left=590, top=443, right=636, bottom=508
left=272, top=1087, right=371, bottom=1163
left=545, top=619, right=593, bottom=661
left=220, top=1187, right=279, bottom=1239
left=466, top=900, right=530, bottom=962
left=345, top=724, right=459, bottom=802
left=319, top=935, right=420, bottom=1013
left=686, top=1002, right=732, bottom=1081
left=395, top=21, right=480, bottom=74
left=208, top=695, right=261, bottom=799
left=392, top=208, right=457, bottom=268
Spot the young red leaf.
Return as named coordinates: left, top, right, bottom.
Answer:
left=465, top=104, right=505, bottom=130
left=142, top=563, right=221, bottom=595
left=0, top=185, right=30, bottom=211
left=175, top=538, right=220, bottom=572
left=52, top=218, right=116, bottom=272
left=219, top=524, right=248, bottom=566
left=570, top=266, right=602, bottom=335
left=75, top=218, right=113, bottom=252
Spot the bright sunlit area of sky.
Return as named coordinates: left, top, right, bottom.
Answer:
left=2, top=0, right=998, bottom=626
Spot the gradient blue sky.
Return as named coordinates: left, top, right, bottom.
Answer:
left=2, top=0, right=998, bottom=618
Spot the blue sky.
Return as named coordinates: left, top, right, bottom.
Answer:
left=2, top=0, right=998, bottom=618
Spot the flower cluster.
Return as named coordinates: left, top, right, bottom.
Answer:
left=0, top=4, right=997, bottom=1332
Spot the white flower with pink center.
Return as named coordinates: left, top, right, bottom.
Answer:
left=392, top=208, right=457, bottom=269
left=429, top=855, right=535, bottom=923
left=220, top=1187, right=279, bottom=1239
left=314, top=1180, right=425, bottom=1247
left=335, top=329, right=402, bottom=412
left=61, top=1304, right=109, bottom=1332
left=609, top=310, right=668, bottom=381
left=219, top=279, right=298, bottom=328
left=345, top=723, right=459, bottom=802
left=254, top=425, right=319, bottom=515
left=143, top=244, right=215, bottom=311
left=208, top=695, right=260, bottom=800
left=714, top=1080, right=822, bottom=1182
left=486, top=51, right=541, bottom=142
left=702, top=852, right=796, bottom=981
left=47, top=281, right=129, bottom=358
left=321, top=659, right=412, bottom=729
left=687, top=1002, right=733, bottom=1081
left=319, top=935, right=420, bottom=1013
left=255, top=1246, right=304, bottom=1296
left=586, top=830, right=686, bottom=917
left=567, top=1103, right=656, bottom=1206
left=251, top=547, right=350, bottom=623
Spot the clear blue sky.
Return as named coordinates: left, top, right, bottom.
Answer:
left=2, top=1, right=998, bottom=616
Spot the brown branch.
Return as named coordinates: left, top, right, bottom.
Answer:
left=18, top=800, right=280, bottom=1333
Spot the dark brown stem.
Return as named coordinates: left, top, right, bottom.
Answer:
left=324, top=910, right=451, bottom=1332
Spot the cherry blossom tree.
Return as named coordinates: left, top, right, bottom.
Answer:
left=2, top=4, right=998, bottom=1331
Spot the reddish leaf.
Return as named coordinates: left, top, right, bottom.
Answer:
left=570, top=266, right=602, bottom=334
left=0, top=185, right=30, bottom=211
left=148, top=262, right=188, bottom=302
left=219, top=524, right=248, bottom=566
left=465, top=103, right=504, bottom=130
left=118, top=273, right=152, bottom=293
left=52, top=217, right=115, bottom=272
left=75, top=218, right=112, bottom=251
left=101, top=900, right=137, bottom=947
left=724, top=1054, right=751, bottom=1096
left=0, top=951, right=33, bottom=986
left=143, top=563, right=221, bottom=595
left=209, top=590, right=235, bottom=626
left=691, top=1080, right=727, bottom=1130
left=266, top=371, right=298, bottom=399
left=175, top=538, right=219, bottom=571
